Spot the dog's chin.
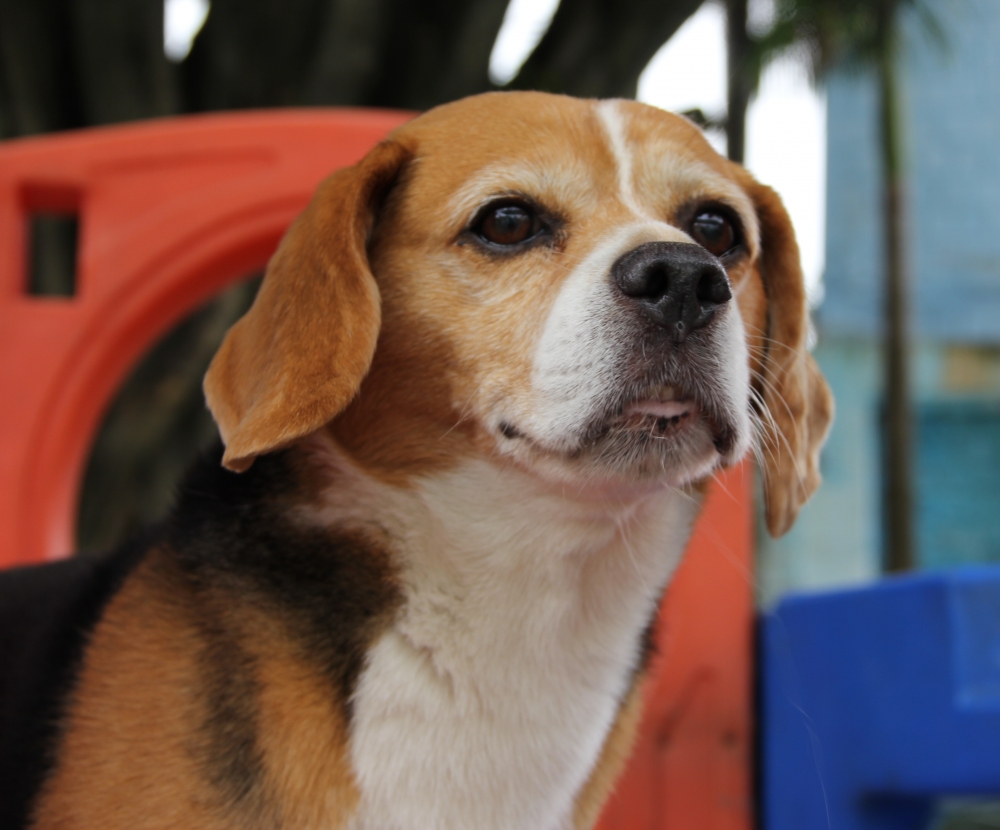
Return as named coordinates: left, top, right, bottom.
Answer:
left=574, top=403, right=726, bottom=488
left=494, top=396, right=742, bottom=497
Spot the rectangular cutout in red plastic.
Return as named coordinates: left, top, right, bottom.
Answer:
left=27, top=213, right=79, bottom=297
left=21, top=183, right=82, bottom=298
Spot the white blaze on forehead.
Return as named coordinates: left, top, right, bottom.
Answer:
left=596, top=100, right=761, bottom=258
left=595, top=100, right=648, bottom=219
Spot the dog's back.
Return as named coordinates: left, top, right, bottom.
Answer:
left=0, top=540, right=148, bottom=828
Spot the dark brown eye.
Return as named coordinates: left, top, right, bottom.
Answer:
left=690, top=211, right=737, bottom=257
left=478, top=203, right=538, bottom=246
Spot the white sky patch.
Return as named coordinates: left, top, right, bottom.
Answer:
left=637, top=1, right=728, bottom=152
left=746, top=56, right=827, bottom=305
left=489, top=0, right=561, bottom=86
left=164, top=0, right=210, bottom=62
left=637, top=0, right=826, bottom=300
left=747, top=0, right=777, bottom=37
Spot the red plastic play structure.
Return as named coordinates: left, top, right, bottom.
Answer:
left=0, top=111, right=753, bottom=829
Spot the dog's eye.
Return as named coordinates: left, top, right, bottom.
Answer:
left=477, top=204, right=539, bottom=246
left=690, top=212, right=737, bottom=257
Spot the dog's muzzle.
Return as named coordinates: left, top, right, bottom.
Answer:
left=611, top=241, right=732, bottom=340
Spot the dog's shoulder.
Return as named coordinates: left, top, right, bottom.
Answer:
left=25, top=445, right=401, bottom=830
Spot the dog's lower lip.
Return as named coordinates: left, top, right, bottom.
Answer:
left=622, top=398, right=695, bottom=420
left=614, top=398, right=700, bottom=438
left=610, top=391, right=737, bottom=454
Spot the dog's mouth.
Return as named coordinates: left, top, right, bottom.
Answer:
left=601, top=380, right=737, bottom=457
left=615, top=384, right=698, bottom=434
left=493, top=362, right=745, bottom=488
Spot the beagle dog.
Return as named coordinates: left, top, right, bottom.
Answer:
left=0, top=91, right=832, bottom=830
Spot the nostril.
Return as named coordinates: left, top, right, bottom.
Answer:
left=695, top=268, right=732, bottom=305
left=639, top=263, right=668, bottom=299
left=619, top=261, right=668, bottom=299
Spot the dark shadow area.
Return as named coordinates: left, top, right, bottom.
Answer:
left=76, top=276, right=260, bottom=553
left=27, top=213, right=77, bottom=297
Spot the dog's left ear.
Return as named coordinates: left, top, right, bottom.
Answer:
left=204, top=140, right=411, bottom=472
left=744, top=177, right=834, bottom=537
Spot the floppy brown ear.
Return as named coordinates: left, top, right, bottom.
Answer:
left=204, top=140, right=410, bottom=472
left=747, top=179, right=834, bottom=537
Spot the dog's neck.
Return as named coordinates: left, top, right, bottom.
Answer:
left=305, top=437, right=702, bottom=830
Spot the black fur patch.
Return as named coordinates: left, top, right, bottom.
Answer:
left=166, top=444, right=401, bottom=805
left=174, top=570, right=266, bottom=813
left=637, top=610, right=659, bottom=675
left=0, top=533, right=150, bottom=830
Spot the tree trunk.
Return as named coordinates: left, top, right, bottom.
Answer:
left=725, top=0, right=751, bottom=164
left=511, top=0, right=704, bottom=99
left=878, top=27, right=915, bottom=572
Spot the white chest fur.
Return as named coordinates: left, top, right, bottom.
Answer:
left=332, top=459, right=701, bottom=830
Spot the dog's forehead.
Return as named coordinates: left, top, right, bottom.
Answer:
left=388, top=93, right=750, bottom=232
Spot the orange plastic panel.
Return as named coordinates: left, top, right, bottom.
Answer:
left=0, top=110, right=411, bottom=566
left=0, top=112, right=753, bottom=829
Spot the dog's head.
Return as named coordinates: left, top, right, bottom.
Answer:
left=204, top=92, right=832, bottom=536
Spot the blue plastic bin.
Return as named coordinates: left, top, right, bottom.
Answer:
left=761, top=567, right=1000, bottom=829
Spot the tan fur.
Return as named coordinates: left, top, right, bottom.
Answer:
left=31, top=553, right=360, bottom=830
left=204, top=140, right=412, bottom=473
left=32, top=554, right=241, bottom=830
left=246, top=623, right=361, bottom=828
left=572, top=676, right=647, bottom=830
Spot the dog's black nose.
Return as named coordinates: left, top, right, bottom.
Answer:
left=612, top=241, right=732, bottom=340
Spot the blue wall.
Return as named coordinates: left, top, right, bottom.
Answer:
left=820, top=0, right=1000, bottom=341
left=917, top=400, right=1000, bottom=569
left=756, top=340, right=1000, bottom=604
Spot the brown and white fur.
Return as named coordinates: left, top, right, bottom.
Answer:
left=15, top=92, right=832, bottom=830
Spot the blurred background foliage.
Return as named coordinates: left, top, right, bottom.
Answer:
left=0, top=0, right=705, bottom=551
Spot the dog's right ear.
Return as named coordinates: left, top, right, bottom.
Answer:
left=204, top=140, right=411, bottom=472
